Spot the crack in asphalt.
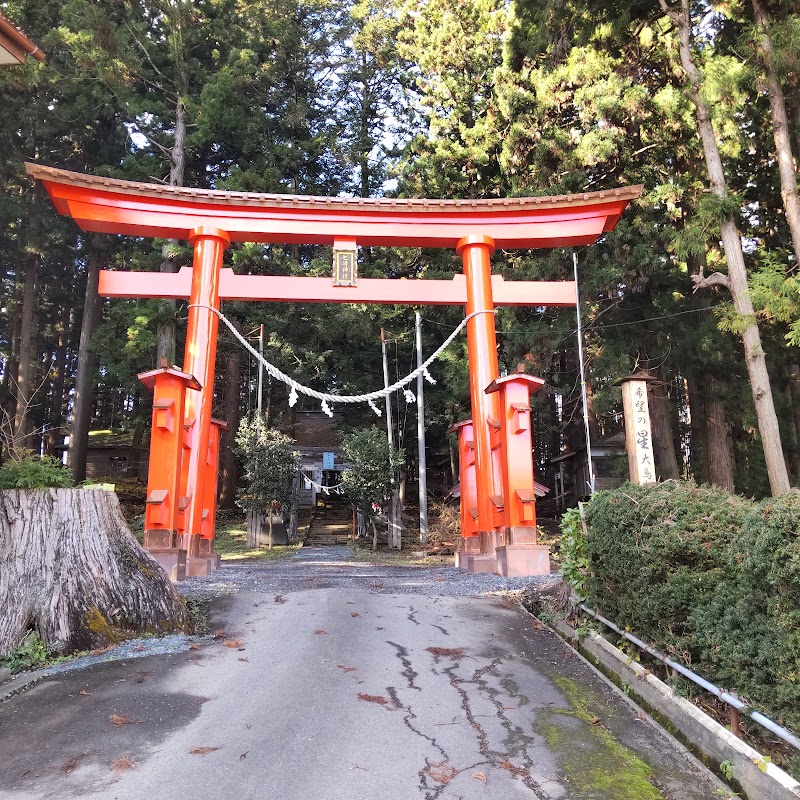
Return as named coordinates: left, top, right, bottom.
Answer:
left=443, top=658, right=553, bottom=800
left=389, top=640, right=555, bottom=800
left=387, top=642, right=421, bottom=691
left=385, top=686, right=456, bottom=800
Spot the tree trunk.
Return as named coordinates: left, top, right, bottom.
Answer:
left=45, top=303, right=70, bottom=456
left=12, top=249, right=38, bottom=451
left=68, top=236, right=107, bottom=483
left=703, top=375, right=736, bottom=493
left=449, top=441, right=458, bottom=486
left=0, top=489, right=188, bottom=656
left=665, top=0, right=791, bottom=495
left=648, top=378, right=681, bottom=480
left=129, top=415, right=146, bottom=478
left=686, top=373, right=710, bottom=484
left=156, top=96, right=188, bottom=367
left=268, top=507, right=273, bottom=550
left=218, top=348, right=242, bottom=509
left=371, top=516, right=378, bottom=551
left=789, top=361, right=800, bottom=485
left=2, top=309, right=21, bottom=441
left=751, top=0, right=800, bottom=267
left=784, top=379, right=800, bottom=486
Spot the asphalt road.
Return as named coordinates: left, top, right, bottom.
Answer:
left=0, top=556, right=728, bottom=799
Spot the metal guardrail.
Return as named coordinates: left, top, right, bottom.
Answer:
left=579, top=603, right=800, bottom=752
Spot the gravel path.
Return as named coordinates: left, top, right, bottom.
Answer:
left=179, top=545, right=561, bottom=599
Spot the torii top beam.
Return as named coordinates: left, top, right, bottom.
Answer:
left=26, top=164, right=641, bottom=251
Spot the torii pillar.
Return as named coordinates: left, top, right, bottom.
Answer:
left=179, top=226, right=229, bottom=576
left=457, top=236, right=505, bottom=571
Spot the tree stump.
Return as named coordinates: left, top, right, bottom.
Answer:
left=0, top=489, right=188, bottom=657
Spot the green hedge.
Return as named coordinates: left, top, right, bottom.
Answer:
left=575, top=481, right=800, bottom=732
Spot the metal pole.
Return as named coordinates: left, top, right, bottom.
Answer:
left=381, top=328, right=399, bottom=549
left=257, top=323, right=264, bottom=415
left=415, top=312, right=429, bottom=545
left=573, top=252, right=595, bottom=495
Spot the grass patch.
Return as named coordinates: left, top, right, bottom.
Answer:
left=215, top=512, right=298, bottom=562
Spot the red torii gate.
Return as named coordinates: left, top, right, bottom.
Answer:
left=27, top=163, right=640, bottom=579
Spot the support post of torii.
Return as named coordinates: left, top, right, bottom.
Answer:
left=26, top=163, right=640, bottom=579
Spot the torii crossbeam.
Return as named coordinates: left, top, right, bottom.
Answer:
left=28, top=163, right=640, bottom=579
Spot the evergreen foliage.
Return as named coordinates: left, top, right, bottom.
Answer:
left=234, top=415, right=298, bottom=518
left=341, top=426, right=404, bottom=516
left=580, top=481, right=800, bottom=731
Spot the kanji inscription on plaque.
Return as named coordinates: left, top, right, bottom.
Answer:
left=332, top=247, right=358, bottom=287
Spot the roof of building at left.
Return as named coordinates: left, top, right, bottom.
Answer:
left=0, top=12, right=45, bottom=65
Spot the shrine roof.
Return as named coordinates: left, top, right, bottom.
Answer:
left=26, top=163, right=642, bottom=249
left=27, top=163, right=641, bottom=213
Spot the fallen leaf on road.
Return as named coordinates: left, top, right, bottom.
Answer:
left=472, top=771, right=487, bottom=784
left=135, top=671, right=153, bottom=684
left=189, top=643, right=201, bottom=650
left=130, top=644, right=147, bottom=652
left=314, top=629, right=327, bottom=635
left=212, top=629, right=227, bottom=639
left=240, top=752, right=248, bottom=760
left=337, top=665, right=357, bottom=672
left=351, top=612, right=360, bottom=617
left=189, top=747, right=219, bottom=755
left=350, top=764, right=368, bottom=771
left=238, top=656, right=249, bottom=662
left=376, top=627, right=384, bottom=631
left=357, top=693, right=389, bottom=707
left=223, top=640, right=243, bottom=648
left=499, top=761, right=528, bottom=777
left=110, top=757, right=134, bottom=774
left=426, top=647, right=465, bottom=659
left=79, top=690, right=92, bottom=696
left=63, top=752, right=90, bottom=775
left=589, top=715, right=602, bottom=725
left=423, top=762, right=457, bottom=784
left=109, top=714, right=133, bottom=726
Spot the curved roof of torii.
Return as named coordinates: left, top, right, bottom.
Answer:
left=26, top=163, right=642, bottom=250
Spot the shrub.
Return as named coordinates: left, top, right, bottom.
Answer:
left=582, top=481, right=800, bottom=732
left=692, top=493, right=800, bottom=731
left=584, top=481, right=748, bottom=660
left=0, top=453, right=73, bottom=489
